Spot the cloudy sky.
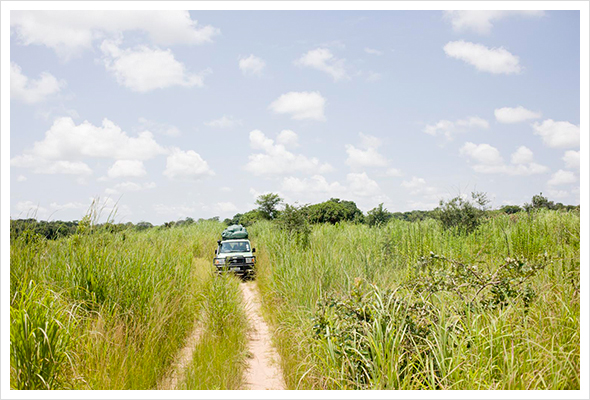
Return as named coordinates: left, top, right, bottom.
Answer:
left=7, top=9, right=582, bottom=224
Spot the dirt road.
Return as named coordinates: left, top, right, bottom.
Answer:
left=157, top=320, right=202, bottom=390
left=240, top=281, right=285, bottom=390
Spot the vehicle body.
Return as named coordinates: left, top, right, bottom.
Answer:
left=213, top=239, right=256, bottom=278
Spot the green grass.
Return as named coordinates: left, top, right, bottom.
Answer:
left=10, top=220, right=223, bottom=389
left=252, top=209, right=580, bottom=390
left=181, top=271, right=249, bottom=390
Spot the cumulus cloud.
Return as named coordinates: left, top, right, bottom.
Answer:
left=532, top=119, right=580, bottom=148
left=138, top=117, right=181, bottom=137
left=401, top=177, right=444, bottom=209
left=11, top=117, right=166, bottom=173
left=443, top=11, right=545, bottom=35
left=244, top=129, right=333, bottom=176
left=547, top=170, right=577, bottom=186
left=495, top=106, right=542, bottom=124
left=366, top=71, right=382, bottom=82
left=443, top=40, right=521, bottom=74
left=105, top=181, right=156, bottom=195
left=239, top=54, right=266, bottom=76
left=347, top=172, right=382, bottom=197
left=204, top=115, right=242, bottom=129
left=424, top=116, right=489, bottom=140
left=11, top=10, right=220, bottom=60
left=107, top=160, right=147, bottom=179
left=268, top=91, right=326, bottom=121
left=281, top=175, right=346, bottom=196
left=17, top=175, right=27, bottom=182
left=345, top=132, right=389, bottom=169
left=563, top=150, right=580, bottom=169
left=163, top=148, right=214, bottom=179
left=364, top=47, right=383, bottom=56
left=11, top=62, right=65, bottom=104
left=460, top=142, right=548, bottom=175
left=101, top=40, right=210, bottom=92
left=295, top=48, right=349, bottom=81
left=276, top=130, right=299, bottom=147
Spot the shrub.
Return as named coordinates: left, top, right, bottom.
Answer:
left=365, top=203, right=393, bottom=227
left=433, top=191, right=489, bottom=234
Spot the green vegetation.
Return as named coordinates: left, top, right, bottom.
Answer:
left=10, top=191, right=580, bottom=390
left=253, top=208, right=580, bottom=389
left=181, top=271, right=249, bottom=389
left=10, top=215, right=223, bottom=389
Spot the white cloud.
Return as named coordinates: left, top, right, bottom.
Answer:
left=11, top=118, right=166, bottom=172
left=11, top=10, right=220, bottom=60
left=547, top=170, right=577, bottom=186
left=346, top=172, right=382, bottom=197
left=101, top=40, right=210, bottom=92
left=17, top=175, right=27, bottom=182
left=295, top=48, right=349, bottom=81
left=401, top=177, right=444, bottom=209
left=364, top=47, right=383, bottom=56
left=276, top=130, right=299, bottom=147
left=546, top=189, right=569, bottom=199
left=107, top=160, right=147, bottom=179
left=239, top=54, right=266, bottom=76
left=563, top=150, right=580, bottom=169
left=385, top=168, right=403, bottom=177
left=163, top=148, right=214, bottom=180
left=153, top=203, right=197, bottom=217
left=244, top=129, right=333, bottom=176
left=220, top=186, right=232, bottom=192
left=268, top=91, right=326, bottom=121
left=424, top=116, right=489, bottom=140
left=105, top=181, right=156, bottom=195
left=204, top=115, right=242, bottom=129
left=281, top=175, right=346, bottom=195
left=214, top=202, right=238, bottom=214
left=11, top=62, right=64, bottom=104
left=495, top=106, right=542, bottom=124
left=366, top=71, right=382, bottom=82
left=510, top=146, right=534, bottom=165
left=443, top=11, right=545, bottom=35
left=461, top=142, right=548, bottom=176
left=532, top=119, right=580, bottom=148
left=14, top=201, right=48, bottom=218
left=460, top=142, right=504, bottom=165
left=138, top=117, right=181, bottom=137
left=443, top=40, right=521, bottom=74
left=345, top=132, right=389, bottom=169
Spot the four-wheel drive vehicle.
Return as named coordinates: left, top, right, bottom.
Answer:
left=213, top=239, right=256, bottom=277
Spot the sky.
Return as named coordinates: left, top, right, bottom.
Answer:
left=7, top=8, right=583, bottom=225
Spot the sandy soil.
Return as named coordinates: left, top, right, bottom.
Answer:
left=241, top=281, right=286, bottom=390
left=157, top=320, right=202, bottom=390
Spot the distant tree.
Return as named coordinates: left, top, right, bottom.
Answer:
left=500, top=205, right=522, bottom=214
left=524, top=192, right=556, bottom=212
left=136, top=221, right=153, bottom=231
left=433, top=192, right=490, bottom=234
left=239, top=210, right=264, bottom=226
left=256, top=193, right=283, bottom=220
left=306, top=198, right=363, bottom=224
left=365, top=203, right=393, bottom=227
left=276, top=204, right=311, bottom=247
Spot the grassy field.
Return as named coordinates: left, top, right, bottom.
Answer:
left=252, top=209, right=580, bottom=389
left=10, top=208, right=580, bottom=390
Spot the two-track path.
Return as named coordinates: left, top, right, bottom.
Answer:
left=240, top=281, right=285, bottom=390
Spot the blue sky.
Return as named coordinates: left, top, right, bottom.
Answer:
left=8, top=9, right=582, bottom=224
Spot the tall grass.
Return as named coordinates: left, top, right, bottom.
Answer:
left=253, top=210, right=580, bottom=389
left=10, top=219, right=223, bottom=389
left=181, top=272, right=249, bottom=390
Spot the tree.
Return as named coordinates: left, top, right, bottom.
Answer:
left=366, top=203, right=393, bottom=227
left=256, top=193, right=283, bottom=220
left=306, top=198, right=364, bottom=224
left=500, top=205, right=522, bottom=214
left=524, top=192, right=556, bottom=212
left=433, top=191, right=490, bottom=234
left=276, top=204, right=311, bottom=247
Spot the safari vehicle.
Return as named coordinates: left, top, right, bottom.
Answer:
left=213, top=225, right=256, bottom=278
left=214, top=239, right=256, bottom=277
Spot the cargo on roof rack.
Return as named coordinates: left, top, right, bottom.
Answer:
left=221, top=224, right=249, bottom=240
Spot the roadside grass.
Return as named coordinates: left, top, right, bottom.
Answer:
left=181, top=271, right=249, bottom=390
left=253, top=209, right=580, bottom=389
left=10, top=219, right=222, bottom=389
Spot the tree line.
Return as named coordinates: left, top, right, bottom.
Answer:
left=11, top=192, right=579, bottom=242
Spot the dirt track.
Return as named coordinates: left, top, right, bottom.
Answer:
left=157, top=320, right=202, bottom=390
left=240, top=281, right=285, bottom=390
